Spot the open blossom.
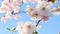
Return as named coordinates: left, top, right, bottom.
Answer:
left=29, top=10, right=42, bottom=21
left=26, top=6, right=42, bottom=20
left=23, top=22, right=36, bottom=34
left=52, top=6, right=60, bottom=15
left=16, top=22, right=36, bottom=34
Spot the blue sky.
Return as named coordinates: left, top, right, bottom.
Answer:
left=0, top=0, right=60, bottom=34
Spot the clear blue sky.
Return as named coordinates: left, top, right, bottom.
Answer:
left=0, top=0, right=60, bottom=34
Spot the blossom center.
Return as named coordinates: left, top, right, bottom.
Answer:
left=42, top=7, right=46, bottom=10
left=27, top=25, right=31, bottom=28
left=34, top=13, right=39, bottom=17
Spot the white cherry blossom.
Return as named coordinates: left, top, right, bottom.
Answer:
left=52, top=6, right=60, bottom=15
left=16, top=22, right=36, bottom=34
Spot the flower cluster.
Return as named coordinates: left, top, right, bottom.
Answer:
left=26, top=1, right=52, bottom=22
left=0, top=0, right=22, bottom=22
left=0, top=0, right=60, bottom=34
left=0, top=0, right=22, bottom=13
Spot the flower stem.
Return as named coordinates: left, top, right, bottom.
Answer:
left=36, top=20, right=41, bottom=27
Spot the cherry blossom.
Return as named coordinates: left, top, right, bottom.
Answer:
left=52, top=6, right=60, bottom=15
left=0, top=0, right=60, bottom=34
left=16, top=22, right=36, bottom=34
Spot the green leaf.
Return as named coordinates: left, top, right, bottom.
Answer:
left=11, top=27, right=16, bottom=31
left=7, top=28, right=11, bottom=31
left=33, top=31, right=38, bottom=34
left=13, top=27, right=16, bottom=30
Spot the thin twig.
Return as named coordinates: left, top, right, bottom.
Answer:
left=36, top=20, right=41, bottom=27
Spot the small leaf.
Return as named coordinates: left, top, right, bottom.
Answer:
left=7, top=28, right=11, bottom=31
left=10, top=27, right=16, bottom=32
left=33, top=31, right=38, bottom=34
left=11, top=27, right=16, bottom=31
left=13, top=27, right=16, bottom=30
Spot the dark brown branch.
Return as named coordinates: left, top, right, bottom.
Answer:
left=36, top=20, right=41, bottom=27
